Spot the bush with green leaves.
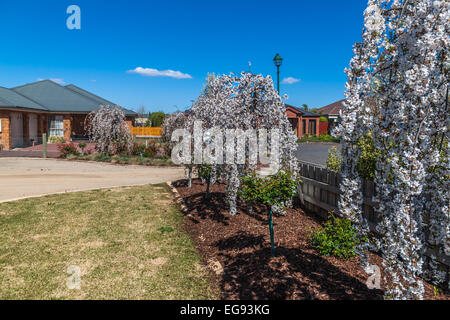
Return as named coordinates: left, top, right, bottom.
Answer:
left=240, top=169, right=300, bottom=257
left=355, top=133, right=380, bottom=180
left=312, top=214, right=364, bottom=259
left=240, top=169, right=300, bottom=207
left=325, top=133, right=379, bottom=180
left=48, top=136, right=66, bottom=144
left=326, top=146, right=342, bottom=172
left=197, top=164, right=219, bottom=200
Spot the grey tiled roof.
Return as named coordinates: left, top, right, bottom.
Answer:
left=0, top=86, right=48, bottom=111
left=7, top=80, right=136, bottom=116
left=65, top=84, right=136, bottom=116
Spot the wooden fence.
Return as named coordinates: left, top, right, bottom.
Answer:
left=298, top=161, right=450, bottom=271
left=131, top=127, right=163, bottom=137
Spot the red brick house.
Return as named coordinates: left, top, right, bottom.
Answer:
left=285, top=104, right=320, bottom=138
left=0, top=80, right=136, bottom=150
left=316, top=99, right=345, bottom=133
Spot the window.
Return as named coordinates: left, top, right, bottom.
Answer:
left=302, top=120, right=306, bottom=135
left=309, top=119, right=317, bottom=136
left=0, top=119, right=2, bottom=133
left=49, top=116, right=63, bottom=137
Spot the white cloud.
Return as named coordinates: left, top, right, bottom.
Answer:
left=38, top=78, right=66, bottom=85
left=282, top=77, right=301, bottom=85
left=127, top=67, right=192, bottom=79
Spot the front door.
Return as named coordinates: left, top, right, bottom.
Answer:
left=10, top=112, right=23, bottom=148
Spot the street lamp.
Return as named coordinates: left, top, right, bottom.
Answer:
left=273, top=53, right=283, bottom=94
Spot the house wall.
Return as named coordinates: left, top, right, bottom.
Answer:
left=0, top=111, right=51, bottom=150
left=286, top=108, right=320, bottom=138
left=0, top=111, right=135, bottom=150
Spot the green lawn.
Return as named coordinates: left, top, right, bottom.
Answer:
left=0, top=185, right=218, bottom=300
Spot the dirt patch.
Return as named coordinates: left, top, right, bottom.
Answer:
left=174, top=178, right=449, bottom=300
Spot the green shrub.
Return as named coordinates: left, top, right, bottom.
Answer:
left=355, top=133, right=380, bottom=180
left=49, top=136, right=66, bottom=144
left=326, top=146, right=342, bottom=172
left=319, top=116, right=328, bottom=122
left=311, top=215, right=363, bottom=259
left=240, top=169, right=300, bottom=207
left=324, top=133, right=379, bottom=180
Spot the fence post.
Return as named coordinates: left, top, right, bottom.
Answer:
left=42, top=133, right=47, bottom=158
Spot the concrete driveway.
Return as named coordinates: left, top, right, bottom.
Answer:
left=0, top=158, right=184, bottom=202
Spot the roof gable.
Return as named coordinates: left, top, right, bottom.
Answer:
left=317, top=99, right=345, bottom=115
left=0, top=86, right=48, bottom=111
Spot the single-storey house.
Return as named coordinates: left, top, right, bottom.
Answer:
left=285, top=104, right=320, bottom=138
left=316, top=99, right=345, bottom=132
left=0, top=80, right=136, bottom=150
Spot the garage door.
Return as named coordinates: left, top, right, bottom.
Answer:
left=29, top=114, right=38, bottom=142
left=10, top=112, right=23, bottom=148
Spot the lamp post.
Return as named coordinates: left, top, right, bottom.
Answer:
left=273, top=53, right=283, bottom=94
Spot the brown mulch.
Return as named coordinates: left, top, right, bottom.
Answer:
left=173, top=179, right=449, bottom=300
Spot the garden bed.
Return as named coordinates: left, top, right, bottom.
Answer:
left=173, top=178, right=449, bottom=300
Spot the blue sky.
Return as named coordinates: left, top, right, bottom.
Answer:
left=0, top=0, right=366, bottom=113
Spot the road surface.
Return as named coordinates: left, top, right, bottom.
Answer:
left=0, top=158, right=184, bottom=202
left=296, top=143, right=341, bottom=167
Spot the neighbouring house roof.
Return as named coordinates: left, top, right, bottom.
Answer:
left=5, top=80, right=136, bottom=116
left=317, top=99, right=345, bottom=116
left=0, top=86, right=48, bottom=111
left=285, top=104, right=320, bottom=117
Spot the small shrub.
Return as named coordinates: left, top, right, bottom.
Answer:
left=355, top=133, right=379, bottom=180
left=58, top=143, right=80, bottom=158
left=311, top=214, right=363, bottom=259
left=49, top=136, right=66, bottom=144
left=326, top=146, right=342, bottom=172
left=78, top=142, right=87, bottom=155
left=319, top=116, right=328, bottom=122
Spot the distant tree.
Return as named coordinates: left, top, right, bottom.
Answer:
left=302, top=104, right=309, bottom=111
left=148, top=112, right=166, bottom=127
left=136, top=105, right=147, bottom=117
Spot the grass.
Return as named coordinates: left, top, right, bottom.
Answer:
left=0, top=185, right=218, bottom=300
left=297, top=134, right=341, bottom=143
left=65, top=154, right=177, bottom=167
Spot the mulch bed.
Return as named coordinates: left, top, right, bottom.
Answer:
left=173, top=178, right=449, bottom=300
